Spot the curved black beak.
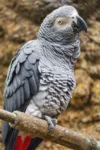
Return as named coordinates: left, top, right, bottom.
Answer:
left=77, top=16, right=87, bottom=32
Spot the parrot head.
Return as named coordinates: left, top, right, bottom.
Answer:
left=38, top=5, right=87, bottom=44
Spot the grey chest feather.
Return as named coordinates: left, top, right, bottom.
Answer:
left=33, top=56, right=76, bottom=117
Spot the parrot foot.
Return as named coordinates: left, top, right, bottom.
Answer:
left=44, top=115, right=57, bottom=132
left=51, top=118, right=57, bottom=126
left=9, top=111, right=18, bottom=127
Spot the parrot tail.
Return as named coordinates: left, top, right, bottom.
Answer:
left=13, top=135, right=43, bottom=150
left=5, top=128, right=43, bottom=150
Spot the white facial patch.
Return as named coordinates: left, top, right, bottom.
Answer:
left=71, top=10, right=78, bottom=24
left=54, top=16, right=72, bottom=30
left=54, top=10, right=78, bottom=31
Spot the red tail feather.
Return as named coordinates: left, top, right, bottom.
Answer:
left=13, top=136, right=23, bottom=150
left=23, top=136, right=32, bottom=150
left=13, top=135, right=32, bottom=150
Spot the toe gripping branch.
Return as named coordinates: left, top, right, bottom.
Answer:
left=44, top=115, right=57, bottom=132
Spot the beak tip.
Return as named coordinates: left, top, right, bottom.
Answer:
left=84, top=24, right=88, bottom=32
left=84, top=28, right=87, bottom=33
left=77, top=16, right=87, bottom=33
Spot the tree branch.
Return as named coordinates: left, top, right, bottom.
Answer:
left=0, top=109, right=100, bottom=150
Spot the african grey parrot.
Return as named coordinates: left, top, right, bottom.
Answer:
left=2, top=5, right=87, bottom=150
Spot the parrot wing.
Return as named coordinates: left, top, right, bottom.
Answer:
left=2, top=40, right=40, bottom=144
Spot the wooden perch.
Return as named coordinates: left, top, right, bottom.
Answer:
left=0, top=109, right=100, bottom=150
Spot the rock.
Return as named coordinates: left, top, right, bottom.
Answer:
left=75, top=52, right=88, bottom=70
left=88, top=65, right=100, bottom=78
left=0, top=26, right=4, bottom=38
left=6, top=0, right=73, bottom=24
left=91, top=80, right=100, bottom=105
left=95, top=124, right=100, bottom=132
left=91, top=105, right=100, bottom=114
left=85, top=51, right=100, bottom=64
left=70, top=70, right=93, bottom=108
left=92, top=113, right=100, bottom=122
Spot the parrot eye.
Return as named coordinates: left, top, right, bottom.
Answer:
left=58, top=20, right=63, bottom=25
left=54, top=17, right=68, bottom=27
left=54, top=17, right=70, bottom=30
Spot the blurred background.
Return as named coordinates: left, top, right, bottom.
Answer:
left=0, top=0, right=100, bottom=149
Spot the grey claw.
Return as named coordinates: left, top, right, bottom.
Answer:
left=48, top=124, right=55, bottom=132
left=44, top=115, right=57, bottom=132
left=52, top=118, right=57, bottom=126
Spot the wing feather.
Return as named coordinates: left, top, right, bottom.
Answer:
left=2, top=40, right=40, bottom=143
left=4, top=40, right=40, bottom=112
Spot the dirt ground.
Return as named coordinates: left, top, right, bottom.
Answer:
left=0, top=0, right=100, bottom=150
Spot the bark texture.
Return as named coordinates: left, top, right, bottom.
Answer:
left=0, top=109, right=100, bottom=150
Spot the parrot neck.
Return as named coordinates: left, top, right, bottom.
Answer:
left=39, top=38, right=80, bottom=68
left=38, top=17, right=80, bottom=44
left=38, top=32, right=79, bottom=45
left=39, top=38, right=80, bottom=58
